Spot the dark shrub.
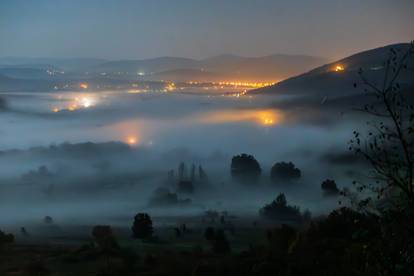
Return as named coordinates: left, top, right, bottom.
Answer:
left=231, top=154, right=261, bottom=183
left=321, top=179, right=339, bottom=196
left=259, top=193, right=304, bottom=221
left=132, top=213, right=154, bottom=239
left=0, top=230, right=14, bottom=248
left=92, top=225, right=119, bottom=251
left=307, top=207, right=380, bottom=241
left=270, top=162, right=301, bottom=183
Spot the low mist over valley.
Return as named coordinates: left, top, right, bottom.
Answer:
left=0, top=1, right=413, bottom=275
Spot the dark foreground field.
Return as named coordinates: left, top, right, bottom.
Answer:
left=2, top=207, right=413, bottom=276
left=0, top=215, right=271, bottom=276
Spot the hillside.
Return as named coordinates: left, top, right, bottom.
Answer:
left=202, top=54, right=328, bottom=82
left=255, top=43, right=414, bottom=97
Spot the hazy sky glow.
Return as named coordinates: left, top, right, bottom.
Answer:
left=1, top=0, right=413, bottom=59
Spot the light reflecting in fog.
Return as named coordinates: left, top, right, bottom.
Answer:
left=51, top=93, right=98, bottom=112
left=0, top=90, right=351, bottom=157
left=0, top=89, right=358, bottom=227
left=198, top=109, right=283, bottom=126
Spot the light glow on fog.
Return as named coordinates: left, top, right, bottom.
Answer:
left=51, top=94, right=97, bottom=112
left=198, top=108, right=283, bottom=126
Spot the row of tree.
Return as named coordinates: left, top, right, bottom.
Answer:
left=231, top=154, right=302, bottom=184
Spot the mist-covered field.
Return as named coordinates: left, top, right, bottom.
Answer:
left=0, top=89, right=365, bottom=233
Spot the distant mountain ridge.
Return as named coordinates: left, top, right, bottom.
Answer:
left=96, top=54, right=328, bottom=82
left=0, top=57, right=107, bottom=71
left=0, top=54, right=329, bottom=83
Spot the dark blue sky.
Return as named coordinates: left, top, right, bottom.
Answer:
left=1, top=0, right=413, bottom=59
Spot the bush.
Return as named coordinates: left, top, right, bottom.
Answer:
left=231, top=154, right=261, bottom=183
left=132, top=213, right=154, bottom=240
left=259, top=193, right=304, bottom=221
left=270, top=162, right=301, bottom=183
left=321, top=179, right=339, bottom=196
left=0, top=230, right=14, bottom=248
left=92, top=225, right=119, bottom=252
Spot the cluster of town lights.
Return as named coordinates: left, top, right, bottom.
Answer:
left=52, top=96, right=95, bottom=113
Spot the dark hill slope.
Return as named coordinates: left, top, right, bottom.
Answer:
left=255, top=43, right=414, bottom=97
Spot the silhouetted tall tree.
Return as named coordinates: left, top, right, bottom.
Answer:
left=178, top=162, right=186, bottom=181
left=190, top=164, right=196, bottom=182
left=199, top=165, right=209, bottom=184
left=350, top=41, right=414, bottom=209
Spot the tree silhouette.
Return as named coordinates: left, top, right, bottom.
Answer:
left=178, top=162, right=186, bottom=181
left=321, top=179, right=339, bottom=196
left=270, top=162, right=301, bottom=184
left=131, top=213, right=153, bottom=240
left=259, top=193, right=305, bottom=221
left=231, top=153, right=261, bottom=183
left=92, top=225, right=119, bottom=252
left=190, top=164, right=196, bottom=182
left=198, top=165, right=209, bottom=184
left=0, top=230, right=14, bottom=249
left=350, top=41, right=414, bottom=209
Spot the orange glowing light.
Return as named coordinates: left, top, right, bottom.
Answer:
left=257, top=110, right=278, bottom=126
left=334, top=65, right=345, bottom=72
left=80, top=97, right=93, bottom=108
left=263, top=118, right=274, bottom=125
left=68, top=104, right=78, bottom=111
left=80, top=83, right=89, bottom=89
left=126, top=136, right=138, bottom=145
left=52, top=107, right=60, bottom=113
left=199, top=109, right=282, bottom=126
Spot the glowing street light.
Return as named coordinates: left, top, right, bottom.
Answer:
left=80, top=83, right=89, bottom=89
left=80, top=97, right=93, bottom=108
left=126, top=136, right=138, bottom=145
left=334, top=65, right=345, bottom=72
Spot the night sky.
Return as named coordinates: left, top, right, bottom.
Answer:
left=1, top=0, right=413, bottom=59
